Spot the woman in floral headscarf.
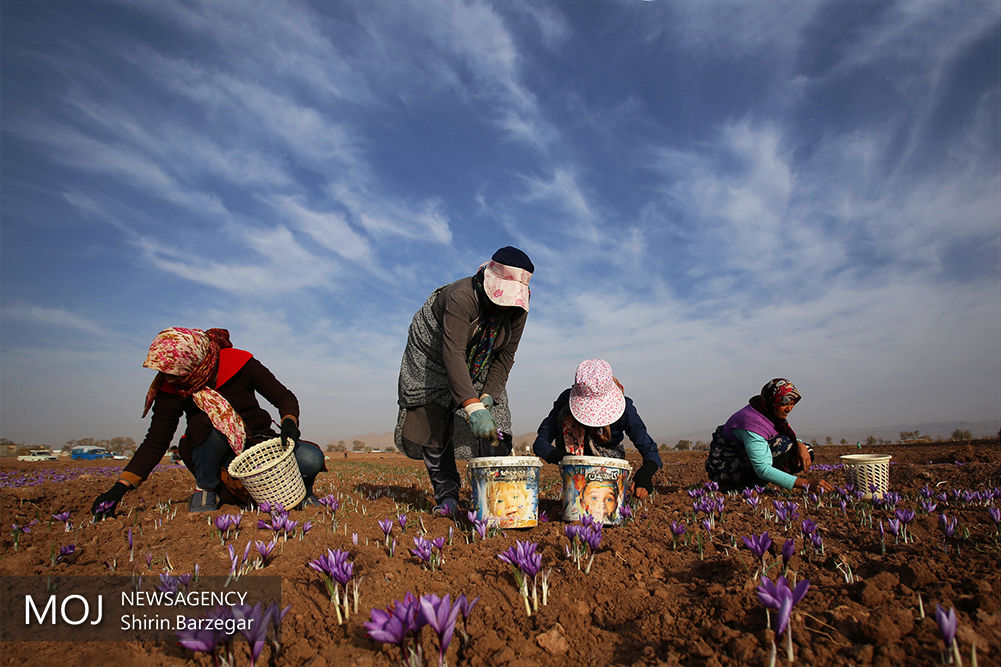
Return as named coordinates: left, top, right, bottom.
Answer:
left=705, top=378, right=833, bottom=492
left=91, top=327, right=325, bottom=516
left=533, top=359, right=661, bottom=501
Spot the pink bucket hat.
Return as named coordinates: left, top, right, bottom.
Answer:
left=569, top=359, right=625, bottom=428
left=481, top=246, right=533, bottom=312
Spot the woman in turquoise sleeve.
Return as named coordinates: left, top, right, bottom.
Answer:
left=705, top=379, right=833, bottom=492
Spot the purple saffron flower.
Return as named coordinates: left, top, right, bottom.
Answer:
left=742, top=532, right=772, bottom=559
left=988, top=507, right=1000, bottom=526
left=935, top=605, right=957, bottom=648
left=397, top=514, right=408, bottom=532
left=920, top=500, right=938, bottom=514
left=756, top=576, right=809, bottom=637
left=498, top=540, right=542, bottom=577
left=456, top=593, right=480, bottom=620
left=365, top=606, right=410, bottom=646
left=431, top=536, right=446, bottom=552
left=940, top=514, right=958, bottom=539
left=618, top=505, right=632, bottom=519
left=255, top=540, right=277, bottom=566
left=473, top=519, right=488, bottom=540
left=419, top=594, right=461, bottom=664
left=318, top=495, right=340, bottom=512
left=308, top=548, right=353, bottom=586
left=56, top=544, right=76, bottom=563
left=213, top=515, right=231, bottom=533
left=781, top=539, right=795, bottom=567
left=808, top=532, right=823, bottom=551
left=53, top=511, right=71, bottom=523
left=580, top=523, right=603, bottom=552
left=887, top=519, right=901, bottom=537
left=894, top=509, right=915, bottom=525
left=800, top=519, right=817, bottom=536
left=670, top=521, right=686, bottom=537
left=411, top=536, right=434, bottom=565
left=378, top=518, right=394, bottom=536
left=126, top=528, right=133, bottom=549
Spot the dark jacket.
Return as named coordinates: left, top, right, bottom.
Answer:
left=532, top=388, right=662, bottom=467
left=121, top=349, right=298, bottom=486
left=433, top=275, right=526, bottom=406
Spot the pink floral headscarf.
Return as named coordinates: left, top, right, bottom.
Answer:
left=142, top=327, right=246, bottom=453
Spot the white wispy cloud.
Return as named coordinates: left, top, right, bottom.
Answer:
left=2, top=303, right=105, bottom=336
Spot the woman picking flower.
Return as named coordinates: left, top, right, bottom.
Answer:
left=705, top=378, right=833, bottom=493
left=91, top=327, right=325, bottom=516
left=533, top=359, right=661, bottom=500
left=395, top=247, right=533, bottom=516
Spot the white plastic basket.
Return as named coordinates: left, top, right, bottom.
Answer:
left=227, top=438, right=305, bottom=509
left=840, top=454, right=892, bottom=499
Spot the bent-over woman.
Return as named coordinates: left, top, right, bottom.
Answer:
left=91, top=327, right=324, bottom=516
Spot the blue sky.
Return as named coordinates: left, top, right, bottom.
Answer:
left=2, top=1, right=999, bottom=448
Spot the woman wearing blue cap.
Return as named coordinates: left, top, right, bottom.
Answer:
left=395, top=247, right=534, bottom=515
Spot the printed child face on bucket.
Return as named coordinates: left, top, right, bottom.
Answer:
left=580, top=481, right=618, bottom=522
left=485, top=481, right=532, bottom=527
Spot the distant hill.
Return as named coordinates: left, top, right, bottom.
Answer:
left=334, top=420, right=998, bottom=452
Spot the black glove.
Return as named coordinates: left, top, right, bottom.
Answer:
left=545, top=449, right=564, bottom=465
left=91, top=482, right=129, bottom=519
left=632, top=460, right=658, bottom=494
left=280, top=417, right=300, bottom=448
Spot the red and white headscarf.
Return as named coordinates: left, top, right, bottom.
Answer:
left=142, top=327, right=246, bottom=453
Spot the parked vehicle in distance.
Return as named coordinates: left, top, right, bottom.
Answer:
left=17, top=449, right=58, bottom=462
left=71, top=446, right=114, bottom=460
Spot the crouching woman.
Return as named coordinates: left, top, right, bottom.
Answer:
left=705, top=378, right=833, bottom=493
left=91, top=327, right=325, bottom=516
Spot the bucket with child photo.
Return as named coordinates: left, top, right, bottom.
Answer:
left=560, top=455, right=631, bottom=525
left=468, top=456, right=543, bottom=529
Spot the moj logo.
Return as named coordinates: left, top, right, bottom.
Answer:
left=24, top=593, right=104, bottom=626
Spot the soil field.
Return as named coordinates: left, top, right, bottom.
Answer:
left=1, top=440, right=999, bottom=666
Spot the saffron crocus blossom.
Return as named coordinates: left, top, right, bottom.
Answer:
left=234, top=603, right=269, bottom=667
left=988, top=506, right=1000, bottom=531
left=378, top=518, right=394, bottom=544
left=743, top=531, right=772, bottom=561
left=781, top=539, right=795, bottom=574
left=53, top=511, right=72, bottom=531
left=800, top=519, right=817, bottom=537
left=255, top=540, right=277, bottom=568
left=894, top=509, right=915, bottom=543
left=308, top=548, right=354, bottom=624
left=318, top=495, right=340, bottom=513
left=934, top=604, right=963, bottom=665
left=419, top=594, right=461, bottom=667
left=397, top=513, right=409, bottom=533
left=757, top=576, right=810, bottom=663
left=56, top=544, right=76, bottom=564
left=498, top=541, right=544, bottom=615
left=669, top=521, right=686, bottom=550
left=411, top=536, right=438, bottom=570
left=365, top=593, right=429, bottom=665
left=920, top=500, right=938, bottom=515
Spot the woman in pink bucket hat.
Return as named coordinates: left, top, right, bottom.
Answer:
left=533, top=359, right=661, bottom=500
left=395, top=247, right=533, bottom=516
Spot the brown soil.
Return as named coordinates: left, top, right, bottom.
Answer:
left=2, top=441, right=999, bottom=665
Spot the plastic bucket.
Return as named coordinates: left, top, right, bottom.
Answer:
left=227, top=438, right=306, bottom=509
left=560, top=455, right=632, bottom=525
left=468, top=456, right=543, bottom=528
left=840, top=454, right=892, bottom=500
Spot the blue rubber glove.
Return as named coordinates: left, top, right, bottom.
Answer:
left=468, top=409, right=498, bottom=439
